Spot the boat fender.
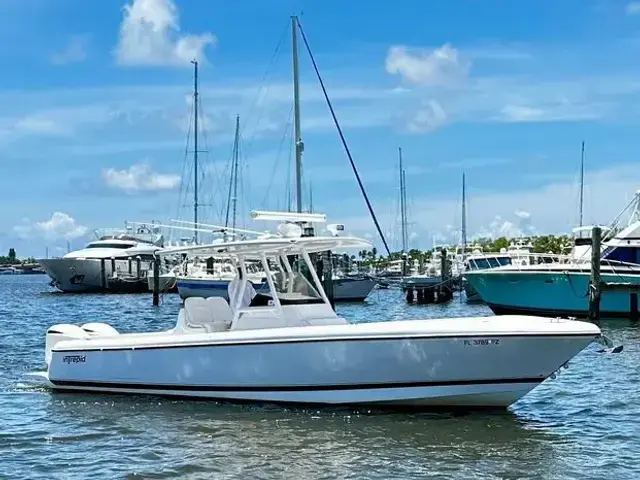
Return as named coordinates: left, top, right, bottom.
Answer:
left=81, top=323, right=119, bottom=337
left=45, top=324, right=89, bottom=366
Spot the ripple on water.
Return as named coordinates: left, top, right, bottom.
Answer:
left=1, top=276, right=639, bottom=479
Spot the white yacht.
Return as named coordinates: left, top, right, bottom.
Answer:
left=38, top=213, right=602, bottom=409
left=38, top=224, right=164, bottom=293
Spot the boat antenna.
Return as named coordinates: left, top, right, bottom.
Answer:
left=296, top=19, right=391, bottom=255
left=579, top=140, right=585, bottom=228
left=292, top=16, right=304, bottom=214
left=191, top=59, right=200, bottom=244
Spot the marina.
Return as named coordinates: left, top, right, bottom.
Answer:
left=1, top=275, right=638, bottom=478
left=3, top=0, right=640, bottom=478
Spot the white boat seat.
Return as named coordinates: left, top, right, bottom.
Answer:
left=183, top=297, right=213, bottom=332
left=206, top=296, right=233, bottom=331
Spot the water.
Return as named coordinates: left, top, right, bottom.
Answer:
left=1, top=275, right=639, bottom=479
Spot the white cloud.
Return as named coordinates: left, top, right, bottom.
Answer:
left=51, top=35, right=89, bottom=65
left=102, top=162, right=181, bottom=193
left=14, top=115, right=72, bottom=135
left=498, top=103, right=604, bottom=123
left=406, top=100, right=447, bottom=132
left=13, top=212, right=88, bottom=241
left=115, top=0, right=215, bottom=67
left=385, top=44, right=470, bottom=87
left=474, top=210, right=536, bottom=239
left=626, top=2, right=640, bottom=15
left=500, top=104, right=544, bottom=122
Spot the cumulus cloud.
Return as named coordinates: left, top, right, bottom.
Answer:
left=115, top=0, right=215, bottom=67
left=500, top=105, right=545, bottom=122
left=13, top=212, right=88, bottom=241
left=473, top=210, right=536, bottom=239
left=102, top=162, right=180, bottom=193
left=51, top=35, right=89, bottom=65
left=385, top=44, right=470, bottom=87
left=406, top=100, right=447, bottom=132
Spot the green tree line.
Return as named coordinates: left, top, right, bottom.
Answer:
left=351, top=234, right=575, bottom=268
left=0, top=248, right=37, bottom=265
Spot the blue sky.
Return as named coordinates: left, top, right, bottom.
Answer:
left=3, top=0, right=640, bottom=257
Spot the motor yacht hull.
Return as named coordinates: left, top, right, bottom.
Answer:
left=466, top=269, right=640, bottom=318
left=45, top=319, right=598, bottom=408
left=39, top=258, right=152, bottom=293
left=333, top=277, right=375, bottom=302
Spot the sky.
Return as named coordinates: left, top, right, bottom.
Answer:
left=3, top=0, right=640, bottom=257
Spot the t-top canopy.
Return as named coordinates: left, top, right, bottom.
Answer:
left=157, top=235, right=371, bottom=258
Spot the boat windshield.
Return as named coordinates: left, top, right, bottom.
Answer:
left=467, top=256, right=512, bottom=270
left=252, top=258, right=324, bottom=305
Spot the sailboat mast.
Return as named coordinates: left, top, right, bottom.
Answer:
left=191, top=59, right=199, bottom=244
left=291, top=15, right=304, bottom=213
left=399, top=147, right=407, bottom=253
left=461, top=172, right=467, bottom=253
left=402, top=169, right=408, bottom=250
left=231, top=115, right=240, bottom=231
left=579, top=140, right=585, bottom=228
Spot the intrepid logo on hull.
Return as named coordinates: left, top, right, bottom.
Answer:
left=62, top=355, right=87, bottom=364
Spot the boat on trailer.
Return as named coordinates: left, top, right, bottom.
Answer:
left=39, top=221, right=602, bottom=409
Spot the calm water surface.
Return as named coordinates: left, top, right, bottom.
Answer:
left=1, top=275, right=639, bottom=479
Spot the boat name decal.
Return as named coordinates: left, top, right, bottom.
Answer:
left=62, top=355, right=87, bottom=364
left=463, top=339, right=500, bottom=346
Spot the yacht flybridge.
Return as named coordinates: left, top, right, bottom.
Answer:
left=39, top=215, right=601, bottom=409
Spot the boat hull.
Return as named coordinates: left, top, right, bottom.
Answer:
left=466, top=270, right=640, bottom=317
left=333, top=277, right=376, bottom=301
left=177, top=278, right=235, bottom=300
left=46, top=325, right=597, bottom=408
left=38, top=258, right=153, bottom=293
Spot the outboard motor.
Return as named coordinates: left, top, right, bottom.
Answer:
left=80, top=323, right=119, bottom=337
left=45, top=324, right=88, bottom=366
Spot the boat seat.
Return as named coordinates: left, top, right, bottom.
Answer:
left=178, top=297, right=233, bottom=334
left=206, top=297, right=233, bottom=331
left=183, top=297, right=213, bottom=332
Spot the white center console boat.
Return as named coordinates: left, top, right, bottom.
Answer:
left=38, top=217, right=602, bottom=409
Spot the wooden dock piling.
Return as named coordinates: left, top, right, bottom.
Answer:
left=588, top=226, right=602, bottom=321
left=152, top=255, right=160, bottom=306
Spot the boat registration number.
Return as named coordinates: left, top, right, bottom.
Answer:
left=463, top=339, right=500, bottom=346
